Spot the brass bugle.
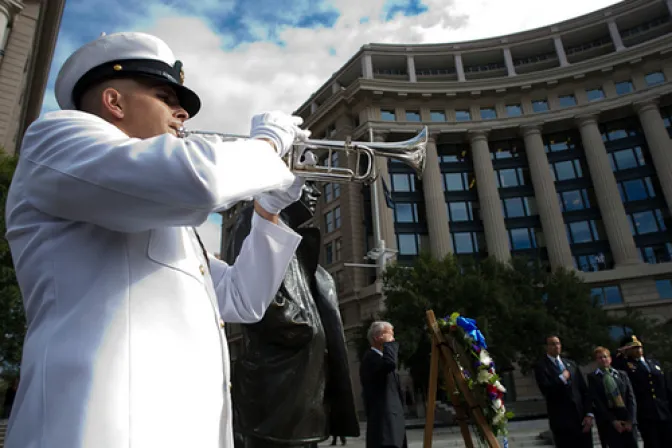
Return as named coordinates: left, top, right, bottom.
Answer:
left=179, top=127, right=428, bottom=184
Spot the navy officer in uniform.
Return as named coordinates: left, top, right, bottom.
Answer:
left=618, top=335, right=672, bottom=448
left=4, top=32, right=311, bottom=448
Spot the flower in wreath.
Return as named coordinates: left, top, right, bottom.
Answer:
left=455, top=316, right=488, bottom=350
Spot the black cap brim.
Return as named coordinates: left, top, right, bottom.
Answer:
left=72, top=58, right=202, bottom=117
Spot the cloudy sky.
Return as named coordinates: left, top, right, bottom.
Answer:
left=44, top=0, right=621, bottom=252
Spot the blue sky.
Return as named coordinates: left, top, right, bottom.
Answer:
left=45, top=0, right=619, bottom=251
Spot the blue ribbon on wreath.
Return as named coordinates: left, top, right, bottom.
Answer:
left=456, top=316, right=488, bottom=350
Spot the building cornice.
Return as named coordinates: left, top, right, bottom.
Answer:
left=343, top=83, right=672, bottom=140
left=302, top=33, right=672, bottom=129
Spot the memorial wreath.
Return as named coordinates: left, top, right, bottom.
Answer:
left=437, top=312, right=514, bottom=439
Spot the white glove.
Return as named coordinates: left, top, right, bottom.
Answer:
left=250, top=111, right=311, bottom=157
left=254, top=176, right=305, bottom=215
left=254, top=150, right=318, bottom=215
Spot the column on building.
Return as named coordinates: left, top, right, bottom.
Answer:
left=373, top=131, right=398, bottom=253
left=553, top=36, right=569, bottom=67
left=608, top=20, right=625, bottom=51
left=331, top=81, right=342, bottom=94
left=361, top=53, right=373, bottom=79
left=421, top=134, right=452, bottom=258
left=503, top=47, right=516, bottom=77
left=521, top=125, right=574, bottom=270
left=576, top=115, right=641, bottom=266
left=635, top=99, right=672, bottom=213
left=0, top=1, right=19, bottom=60
left=469, top=131, right=511, bottom=262
left=454, top=53, right=466, bottom=81
left=407, top=55, right=417, bottom=82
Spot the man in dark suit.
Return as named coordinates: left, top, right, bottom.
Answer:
left=360, top=321, right=407, bottom=448
left=534, top=335, right=594, bottom=448
left=618, top=335, right=672, bottom=448
left=587, top=346, right=637, bottom=448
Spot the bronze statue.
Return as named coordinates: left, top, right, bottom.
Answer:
left=225, top=182, right=360, bottom=448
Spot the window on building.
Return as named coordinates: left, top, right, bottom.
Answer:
left=491, top=144, right=520, bottom=160
left=615, top=80, right=634, bottom=95
left=505, top=104, right=522, bottom=117
left=495, top=167, right=529, bottom=188
left=381, top=109, right=396, bottom=121
left=325, top=243, right=333, bottom=264
left=532, top=99, right=549, bottom=113
left=394, top=202, right=419, bottom=223
left=575, top=253, right=610, bottom=272
left=480, top=107, right=497, bottom=120
left=509, top=227, right=538, bottom=250
left=502, top=196, right=538, bottom=218
left=559, top=189, right=592, bottom=212
left=567, top=220, right=604, bottom=243
left=617, top=177, right=656, bottom=202
left=640, top=243, right=672, bottom=264
left=325, top=239, right=342, bottom=265
left=455, top=110, right=471, bottom=121
left=391, top=173, right=416, bottom=192
left=330, top=152, right=339, bottom=168
left=443, top=172, right=475, bottom=191
left=397, top=233, right=420, bottom=255
left=601, top=122, right=639, bottom=141
left=323, top=183, right=341, bottom=203
left=324, top=207, right=341, bottom=233
left=544, top=134, right=576, bottom=152
left=586, top=88, right=605, bottom=101
left=430, top=110, right=446, bottom=121
left=645, top=71, right=665, bottom=86
left=656, top=279, right=672, bottom=299
left=550, top=159, right=583, bottom=181
left=448, top=201, right=476, bottom=222
left=452, top=231, right=485, bottom=254
left=627, top=209, right=666, bottom=235
left=591, top=286, right=623, bottom=305
left=558, top=95, right=577, bottom=108
left=609, top=325, right=632, bottom=341
left=405, top=110, right=421, bottom=122
left=609, top=146, right=646, bottom=171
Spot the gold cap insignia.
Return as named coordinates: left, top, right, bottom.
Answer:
left=113, top=64, right=122, bottom=71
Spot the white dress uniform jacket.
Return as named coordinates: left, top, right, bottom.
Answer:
left=4, top=110, right=303, bottom=448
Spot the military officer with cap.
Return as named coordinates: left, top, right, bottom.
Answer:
left=4, top=31, right=313, bottom=448
left=618, top=335, right=672, bottom=448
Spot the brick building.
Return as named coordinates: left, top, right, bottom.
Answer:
left=0, top=0, right=65, bottom=154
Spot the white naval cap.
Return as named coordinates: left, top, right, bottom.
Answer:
left=55, top=32, right=201, bottom=117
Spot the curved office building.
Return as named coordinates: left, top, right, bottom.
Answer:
left=224, top=0, right=672, bottom=410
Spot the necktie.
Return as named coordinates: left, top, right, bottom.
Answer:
left=556, top=358, right=564, bottom=371
left=640, top=359, right=650, bottom=372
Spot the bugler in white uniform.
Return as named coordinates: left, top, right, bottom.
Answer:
left=4, top=32, right=305, bottom=448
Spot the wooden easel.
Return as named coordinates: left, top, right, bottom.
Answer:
left=423, top=310, right=500, bottom=448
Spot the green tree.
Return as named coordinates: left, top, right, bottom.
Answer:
left=381, top=253, right=612, bottom=393
left=0, top=151, right=25, bottom=375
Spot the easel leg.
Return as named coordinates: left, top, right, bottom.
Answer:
left=442, top=364, right=475, bottom=448
left=423, top=337, right=439, bottom=448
